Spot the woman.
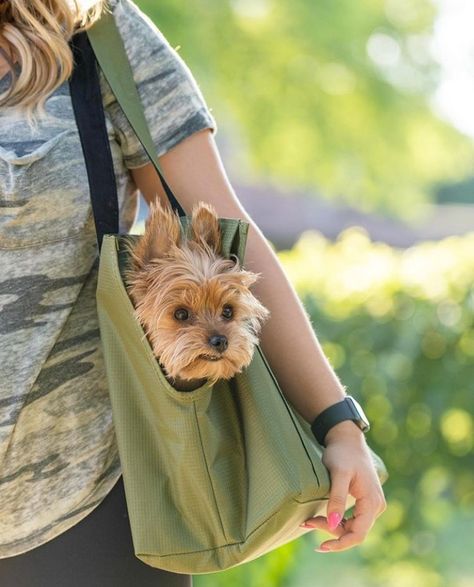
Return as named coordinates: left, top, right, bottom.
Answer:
left=0, top=0, right=386, bottom=585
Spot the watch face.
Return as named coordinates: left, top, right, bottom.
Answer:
left=347, top=396, right=370, bottom=432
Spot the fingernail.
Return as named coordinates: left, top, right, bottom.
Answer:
left=328, top=512, right=342, bottom=531
left=315, top=544, right=331, bottom=552
left=299, top=522, right=310, bottom=528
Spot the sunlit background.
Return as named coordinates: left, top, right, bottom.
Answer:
left=134, top=1, right=474, bottom=585
left=432, top=0, right=474, bottom=139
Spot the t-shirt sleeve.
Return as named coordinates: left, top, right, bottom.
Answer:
left=100, top=0, right=218, bottom=168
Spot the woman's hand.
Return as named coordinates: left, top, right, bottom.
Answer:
left=300, top=421, right=387, bottom=553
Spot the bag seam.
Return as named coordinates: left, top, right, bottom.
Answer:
left=192, top=400, right=230, bottom=544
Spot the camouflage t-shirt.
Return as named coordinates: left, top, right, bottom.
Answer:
left=0, top=0, right=217, bottom=557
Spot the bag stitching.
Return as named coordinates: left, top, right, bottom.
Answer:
left=192, top=400, right=230, bottom=544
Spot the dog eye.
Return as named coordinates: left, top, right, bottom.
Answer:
left=222, top=305, right=233, bottom=320
left=174, top=308, right=189, bottom=321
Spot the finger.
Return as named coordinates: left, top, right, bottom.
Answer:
left=316, top=528, right=361, bottom=552
left=299, top=515, right=347, bottom=538
left=317, top=495, right=377, bottom=552
left=326, top=469, right=351, bottom=531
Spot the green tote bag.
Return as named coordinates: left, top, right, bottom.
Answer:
left=86, top=12, right=389, bottom=575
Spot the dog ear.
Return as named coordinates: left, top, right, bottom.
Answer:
left=129, top=198, right=182, bottom=269
left=190, top=202, right=221, bottom=254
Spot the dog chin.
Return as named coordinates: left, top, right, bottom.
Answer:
left=170, top=357, right=232, bottom=382
left=197, top=354, right=223, bottom=362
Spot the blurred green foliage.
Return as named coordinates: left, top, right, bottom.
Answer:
left=195, top=230, right=474, bottom=587
left=137, top=0, right=474, bottom=214
left=278, top=229, right=474, bottom=585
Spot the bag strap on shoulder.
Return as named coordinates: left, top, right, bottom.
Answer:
left=86, top=10, right=185, bottom=217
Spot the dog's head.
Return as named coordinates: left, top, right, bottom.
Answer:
left=124, top=199, right=270, bottom=384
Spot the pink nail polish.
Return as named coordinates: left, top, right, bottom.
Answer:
left=328, top=512, right=342, bottom=531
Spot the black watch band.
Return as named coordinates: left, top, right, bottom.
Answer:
left=310, top=395, right=370, bottom=447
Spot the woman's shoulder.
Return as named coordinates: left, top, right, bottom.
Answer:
left=103, top=0, right=188, bottom=94
left=106, top=0, right=170, bottom=50
left=98, top=0, right=217, bottom=166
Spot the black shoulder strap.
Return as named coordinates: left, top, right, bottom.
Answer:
left=69, top=30, right=119, bottom=251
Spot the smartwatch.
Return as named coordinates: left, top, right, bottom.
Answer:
left=310, top=395, right=370, bottom=447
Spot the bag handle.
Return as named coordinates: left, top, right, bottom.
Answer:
left=86, top=10, right=186, bottom=217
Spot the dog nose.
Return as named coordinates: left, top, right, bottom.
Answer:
left=208, top=335, right=228, bottom=353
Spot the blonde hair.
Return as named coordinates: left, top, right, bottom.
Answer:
left=0, top=0, right=108, bottom=122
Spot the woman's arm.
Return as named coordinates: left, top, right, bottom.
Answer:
left=130, top=128, right=387, bottom=552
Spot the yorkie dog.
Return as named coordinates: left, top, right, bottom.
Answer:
left=124, top=199, right=270, bottom=391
